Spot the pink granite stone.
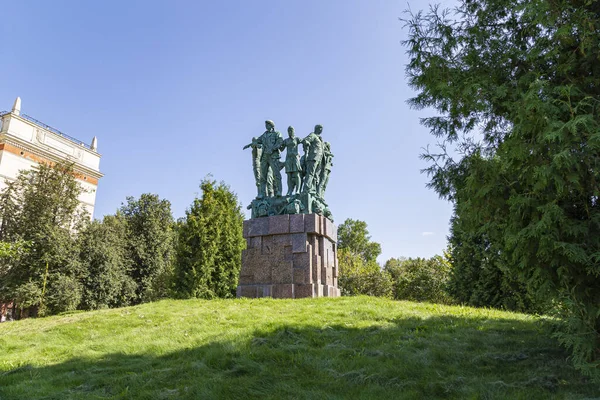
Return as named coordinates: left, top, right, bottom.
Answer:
left=238, top=274, right=254, bottom=285
left=261, top=235, right=273, bottom=255
left=323, top=218, right=336, bottom=242
left=290, top=214, right=305, bottom=233
left=268, top=215, right=290, bottom=235
left=271, top=260, right=293, bottom=284
left=249, top=236, right=262, bottom=249
left=291, top=233, right=308, bottom=253
left=257, top=285, right=272, bottom=298
left=305, top=214, right=321, bottom=235
left=238, top=285, right=257, bottom=298
left=312, top=254, right=322, bottom=284
left=294, top=284, right=314, bottom=298
left=272, top=284, right=294, bottom=298
left=313, top=284, right=325, bottom=297
left=246, top=218, right=269, bottom=237
left=293, top=267, right=312, bottom=284
left=253, top=260, right=272, bottom=283
left=273, top=234, right=292, bottom=247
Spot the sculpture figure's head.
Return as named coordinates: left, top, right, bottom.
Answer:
left=314, top=124, right=323, bottom=135
left=265, top=120, right=275, bottom=131
left=287, top=126, right=295, bottom=138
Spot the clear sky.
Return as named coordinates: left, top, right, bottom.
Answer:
left=1, top=0, right=455, bottom=263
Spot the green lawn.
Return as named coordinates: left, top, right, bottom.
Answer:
left=0, top=297, right=597, bottom=399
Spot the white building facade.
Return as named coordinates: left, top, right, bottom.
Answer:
left=0, top=97, right=102, bottom=218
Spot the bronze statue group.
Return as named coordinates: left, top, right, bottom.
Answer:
left=244, top=120, right=334, bottom=218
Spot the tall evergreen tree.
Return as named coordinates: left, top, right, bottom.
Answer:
left=404, top=0, right=600, bottom=378
left=174, top=178, right=245, bottom=299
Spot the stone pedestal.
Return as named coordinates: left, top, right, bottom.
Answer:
left=237, top=214, right=341, bottom=298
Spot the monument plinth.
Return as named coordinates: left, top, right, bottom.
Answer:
left=237, top=213, right=340, bottom=298
left=238, top=120, right=340, bottom=298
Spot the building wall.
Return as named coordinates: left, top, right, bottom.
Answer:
left=0, top=107, right=102, bottom=219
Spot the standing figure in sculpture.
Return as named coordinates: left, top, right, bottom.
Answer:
left=299, top=153, right=307, bottom=192
left=243, top=137, right=262, bottom=197
left=318, top=141, right=334, bottom=198
left=302, top=124, right=324, bottom=194
left=256, top=120, right=284, bottom=197
left=282, top=126, right=302, bottom=196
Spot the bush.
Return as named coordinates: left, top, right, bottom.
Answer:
left=45, top=274, right=82, bottom=315
left=338, top=249, right=392, bottom=298
left=384, top=256, right=452, bottom=304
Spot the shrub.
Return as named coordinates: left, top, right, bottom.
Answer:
left=384, top=256, right=452, bottom=304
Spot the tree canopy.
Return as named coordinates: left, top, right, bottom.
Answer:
left=0, top=162, right=88, bottom=316
left=404, top=0, right=600, bottom=379
left=120, top=194, right=175, bottom=303
left=337, top=219, right=382, bottom=263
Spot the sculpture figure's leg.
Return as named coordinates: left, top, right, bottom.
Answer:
left=270, top=157, right=283, bottom=196
left=259, top=159, right=269, bottom=198
left=266, top=167, right=274, bottom=197
left=292, top=172, right=301, bottom=195
left=253, top=161, right=261, bottom=197
left=303, top=161, right=316, bottom=193
left=286, top=172, right=294, bottom=196
left=318, top=172, right=329, bottom=198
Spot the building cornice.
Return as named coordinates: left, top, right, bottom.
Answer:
left=0, top=135, right=103, bottom=181
left=5, top=113, right=101, bottom=157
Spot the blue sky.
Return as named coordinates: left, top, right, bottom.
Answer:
left=1, top=0, right=455, bottom=263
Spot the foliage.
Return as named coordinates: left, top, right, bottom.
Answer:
left=78, top=215, right=136, bottom=310
left=173, top=178, right=245, bottom=299
left=120, top=194, right=175, bottom=303
left=404, top=0, right=600, bottom=379
left=337, top=248, right=392, bottom=298
left=44, top=273, right=83, bottom=315
left=447, top=202, right=540, bottom=312
left=13, top=280, right=42, bottom=312
left=384, top=255, right=452, bottom=304
left=0, top=297, right=597, bottom=399
left=0, top=240, right=29, bottom=282
left=0, top=162, right=87, bottom=315
left=337, top=219, right=381, bottom=263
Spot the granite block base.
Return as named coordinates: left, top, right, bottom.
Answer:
left=237, top=214, right=340, bottom=299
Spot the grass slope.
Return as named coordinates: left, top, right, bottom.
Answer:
left=0, top=297, right=597, bottom=399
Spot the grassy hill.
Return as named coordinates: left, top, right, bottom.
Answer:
left=0, top=297, right=597, bottom=399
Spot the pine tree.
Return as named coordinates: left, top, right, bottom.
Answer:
left=173, top=178, right=245, bottom=299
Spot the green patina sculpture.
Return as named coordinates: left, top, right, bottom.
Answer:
left=318, top=142, right=334, bottom=198
left=282, top=126, right=302, bottom=196
left=245, top=120, right=333, bottom=220
left=242, top=137, right=262, bottom=197
left=243, top=136, right=281, bottom=197
left=256, top=120, right=284, bottom=198
left=301, top=124, right=324, bottom=194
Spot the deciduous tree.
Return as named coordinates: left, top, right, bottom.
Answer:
left=120, top=194, right=175, bottom=303
left=0, top=162, right=87, bottom=316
